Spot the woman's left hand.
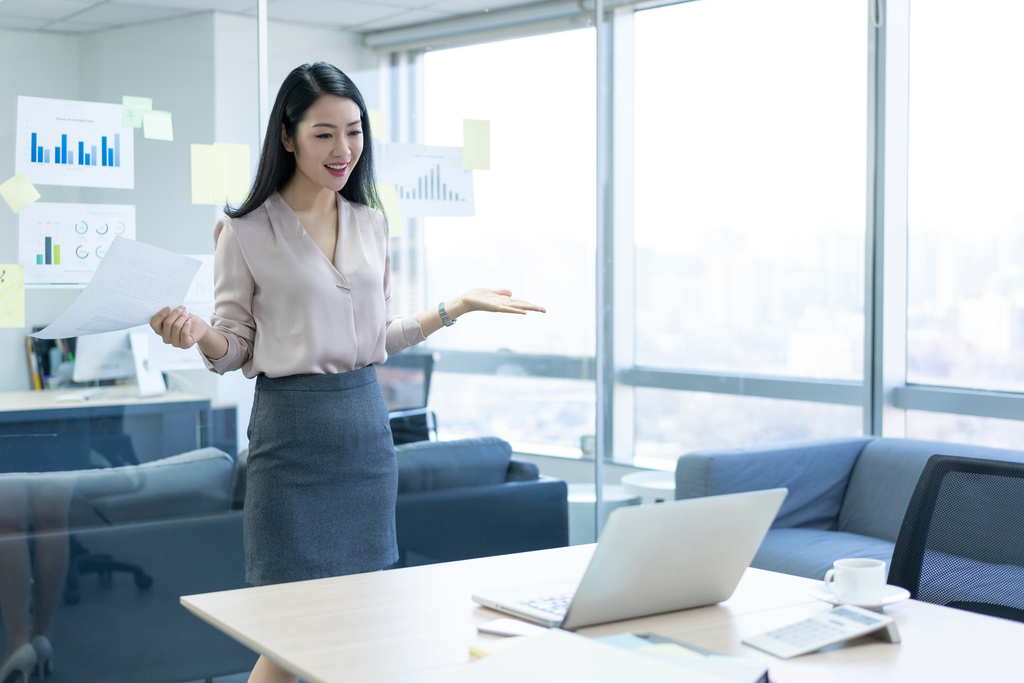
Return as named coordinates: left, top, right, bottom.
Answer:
left=457, top=288, right=546, bottom=316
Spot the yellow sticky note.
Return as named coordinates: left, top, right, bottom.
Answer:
left=143, top=110, right=174, bottom=141
left=462, top=119, right=490, bottom=171
left=375, top=183, right=402, bottom=238
left=191, top=144, right=215, bottom=204
left=122, top=95, right=153, bottom=128
left=0, top=173, right=41, bottom=214
left=213, top=143, right=251, bottom=204
left=0, top=265, right=26, bottom=328
left=368, top=109, right=386, bottom=141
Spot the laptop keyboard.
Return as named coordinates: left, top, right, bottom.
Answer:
left=518, top=593, right=574, bottom=617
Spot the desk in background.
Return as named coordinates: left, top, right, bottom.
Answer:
left=181, top=544, right=1024, bottom=682
left=0, top=387, right=236, bottom=467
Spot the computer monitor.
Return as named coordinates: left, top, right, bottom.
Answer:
left=72, top=330, right=136, bottom=383
left=375, top=352, right=433, bottom=412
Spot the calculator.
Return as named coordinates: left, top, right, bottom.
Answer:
left=742, top=605, right=900, bottom=659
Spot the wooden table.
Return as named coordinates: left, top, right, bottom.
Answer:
left=181, top=545, right=1024, bottom=683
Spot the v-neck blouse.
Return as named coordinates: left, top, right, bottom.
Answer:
left=200, top=191, right=425, bottom=378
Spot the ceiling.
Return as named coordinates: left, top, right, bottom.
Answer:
left=0, top=0, right=548, bottom=35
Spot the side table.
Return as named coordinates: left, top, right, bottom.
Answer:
left=620, top=470, right=676, bottom=504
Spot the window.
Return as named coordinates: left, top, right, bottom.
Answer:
left=633, top=0, right=866, bottom=380
left=907, top=0, right=1024, bottom=394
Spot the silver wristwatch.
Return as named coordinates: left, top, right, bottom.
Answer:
left=438, top=301, right=456, bottom=327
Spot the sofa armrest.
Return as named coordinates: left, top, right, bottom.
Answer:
left=394, top=475, right=568, bottom=567
left=675, top=437, right=873, bottom=530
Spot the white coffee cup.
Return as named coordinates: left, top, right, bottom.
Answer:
left=823, top=558, right=887, bottom=605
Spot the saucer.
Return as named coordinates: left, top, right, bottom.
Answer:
left=807, top=582, right=911, bottom=610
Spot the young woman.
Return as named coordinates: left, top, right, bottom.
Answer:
left=149, top=62, right=544, bottom=683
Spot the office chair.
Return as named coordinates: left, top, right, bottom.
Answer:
left=888, top=454, right=1024, bottom=623
left=377, top=352, right=438, bottom=445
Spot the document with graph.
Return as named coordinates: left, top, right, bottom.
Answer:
left=15, top=96, right=135, bottom=189
left=378, top=143, right=475, bottom=218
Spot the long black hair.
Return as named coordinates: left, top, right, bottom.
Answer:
left=226, top=62, right=380, bottom=218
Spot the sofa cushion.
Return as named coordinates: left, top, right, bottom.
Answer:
left=677, top=438, right=872, bottom=530
left=396, top=437, right=512, bottom=493
left=752, top=527, right=895, bottom=581
left=838, top=439, right=1024, bottom=543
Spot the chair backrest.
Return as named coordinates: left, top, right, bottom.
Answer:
left=889, top=454, right=1024, bottom=623
left=376, top=352, right=434, bottom=412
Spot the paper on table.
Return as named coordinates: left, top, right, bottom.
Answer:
left=122, top=96, right=153, bottom=128
left=374, top=183, right=402, bottom=237
left=143, top=110, right=174, bottom=141
left=462, top=119, right=490, bottom=171
left=368, top=109, right=386, bottom=140
left=445, top=629, right=729, bottom=683
left=0, top=265, right=26, bottom=328
left=31, top=237, right=201, bottom=339
left=0, top=173, right=41, bottom=214
left=147, top=254, right=214, bottom=371
left=191, top=144, right=215, bottom=204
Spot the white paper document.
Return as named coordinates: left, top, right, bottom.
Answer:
left=146, top=254, right=215, bottom=371
left=378, top=143, right=475, bottom=218
left=32, top=237, right=201, bottom=340
left=19, top=202, right=137, bottom=288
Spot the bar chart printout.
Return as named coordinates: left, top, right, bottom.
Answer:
left=379, top=144, right=475, bottom=218
left=18, top=203, right=137, bottom=287
left=15, top=96, right=134, bottom=189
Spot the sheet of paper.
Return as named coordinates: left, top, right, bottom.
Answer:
left=213, top=143, right=251, bottom=204
left=593, top=633, right=651, bottom=650
left=1, top=173, right=41, bottom=214
left=122, top=96, right=152, bottom=128
left=378, top=143, right=475, bottom=218
left=16, top=96, right=136, bottom=189
left=368, top=109, right=387, bottom=140
left=19, top=202, right=136, bottom=288
left=191, top=144, right=215, bottom=204
left=143, top=110, right=174, bottom=141
left=462, top=119, right=490, bottom=171
left=31, top=236, right=201, bottom=339
left=375, top=183, right=402, bottom=238
left=147, top=254, right=214, bottom=371
left=0, top=265, right=26, bottom=328
left=445, top=630, right=724, bottom=683
left=130, top=329, right=167, bottom=397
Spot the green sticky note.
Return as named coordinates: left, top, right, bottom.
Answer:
left=375, top=183, right=402, bottom=238
left=368, top=109, right=387, bottom=141
left=191, top=144, right=215, bottom=205
left=462, top=119, right=490, bottom=171
left=122, top=96, right=153, bottom=128
left=143, top=110, right=174, bottom=141
left=0, top=265, right=26, bottom=329
left=213, top=143, right=251, bottom=204
left=0, top=173, right=41, bottom=214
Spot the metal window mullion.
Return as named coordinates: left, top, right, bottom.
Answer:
left=256, top=0, right=269, bottom=144
left=595, top=0, right=612, bottom=536
left=612, top=5, right=636, bottom=466
left=865, top=0, right=910, bottom=437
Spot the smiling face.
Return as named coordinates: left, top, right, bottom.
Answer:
left=281, top=94, right=364, bottom=192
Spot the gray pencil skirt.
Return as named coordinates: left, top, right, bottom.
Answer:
left=243, top=366, right=398, bottom=586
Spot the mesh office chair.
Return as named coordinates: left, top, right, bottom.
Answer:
left=888, top=454, right=1024, bottom=623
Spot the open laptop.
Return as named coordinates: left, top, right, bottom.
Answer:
left=472, top=487, right=788, bottom=630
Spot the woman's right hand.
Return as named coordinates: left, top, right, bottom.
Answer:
left=150, top=306, right=211, bottom=350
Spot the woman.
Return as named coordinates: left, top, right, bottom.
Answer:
left=150, top=62, right=543, bottom=683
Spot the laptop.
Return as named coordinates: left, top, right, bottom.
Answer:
left=472, top=487, right=788, bottom=630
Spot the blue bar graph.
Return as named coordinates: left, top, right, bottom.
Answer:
left=29, top=132, right=121, bottom=168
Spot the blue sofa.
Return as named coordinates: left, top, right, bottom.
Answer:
left=674, top=437, right=1024, bottom=581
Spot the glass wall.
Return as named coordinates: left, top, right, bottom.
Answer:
left=421, top=30, right=597, bottom=451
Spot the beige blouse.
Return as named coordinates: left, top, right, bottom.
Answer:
left=201, top=191, right=425, bottom=378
